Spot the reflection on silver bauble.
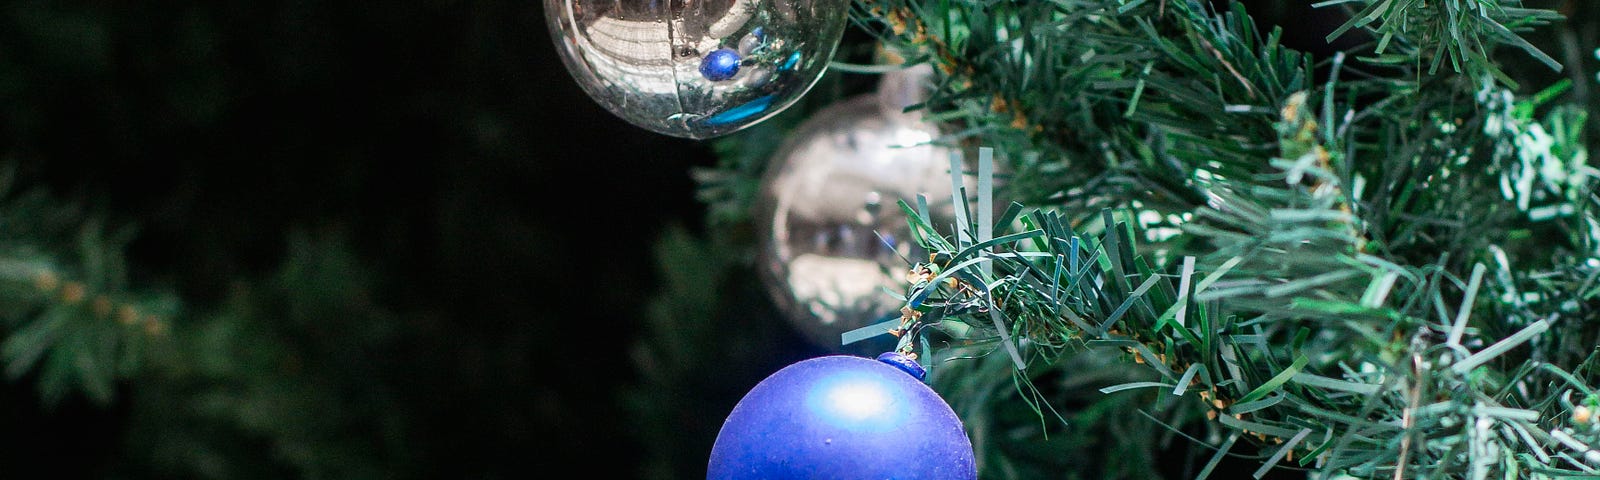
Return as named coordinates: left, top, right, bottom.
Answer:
left=544, top=0, right=849, bottom=139
left=755, top=70, right=960, bottom=353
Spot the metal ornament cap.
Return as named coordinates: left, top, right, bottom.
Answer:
left=875, top=351, right=926, bottom=381
left=707, top=355, right=977, bottom=480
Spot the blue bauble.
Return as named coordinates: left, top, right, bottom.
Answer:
left=700, top=48, right=742, bottom=82
left=707, top=354, right=976, bottom=480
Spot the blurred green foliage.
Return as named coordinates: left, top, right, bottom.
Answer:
left=1, top=1, right=711, bottom=478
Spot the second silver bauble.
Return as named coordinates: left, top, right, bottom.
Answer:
left=754, top=82, right=960, bottom=353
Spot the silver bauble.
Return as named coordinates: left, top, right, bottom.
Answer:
left=755, top=66, right=962, bottom=353
left=544, top=0, right=849, bottom=139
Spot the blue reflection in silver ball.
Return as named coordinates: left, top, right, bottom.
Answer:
left=700, top=48, right=742, bottom=81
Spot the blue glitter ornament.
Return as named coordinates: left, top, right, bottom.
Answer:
left=700, top=48, right=742, bottom=82
left=707, top=354, right=976, bottom=480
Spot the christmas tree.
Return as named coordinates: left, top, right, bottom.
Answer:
left=625, top=0, right=1600, bottom=479
left=1, top=0, right=1597, bottom=479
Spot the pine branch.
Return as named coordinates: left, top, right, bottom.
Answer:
left=896, top=84, right=1598, bottom=477
left=1321, top=0, right=1564, bottom=88
left=0, top=171, right=408, bottom=477
left=0, top=165, right=174, bottom=405
left=123, top=230, right=408, bottom=479
left=674, top=0, right=1597, bottom=477
left=850, top=6, right=1598, bottom=474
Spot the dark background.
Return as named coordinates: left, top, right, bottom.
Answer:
left=0, top=1, right=1392, bottom=478
left=2, top=1, right=710, bottom=477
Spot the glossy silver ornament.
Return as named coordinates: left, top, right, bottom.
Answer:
left=544, top=0, right=849, bottom=139
left=755, top=66, right=963, bottom=352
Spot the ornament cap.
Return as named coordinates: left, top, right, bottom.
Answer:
left=875, top=63, right=935, bottom=121
left=876, top=352, right=926, bottom=381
